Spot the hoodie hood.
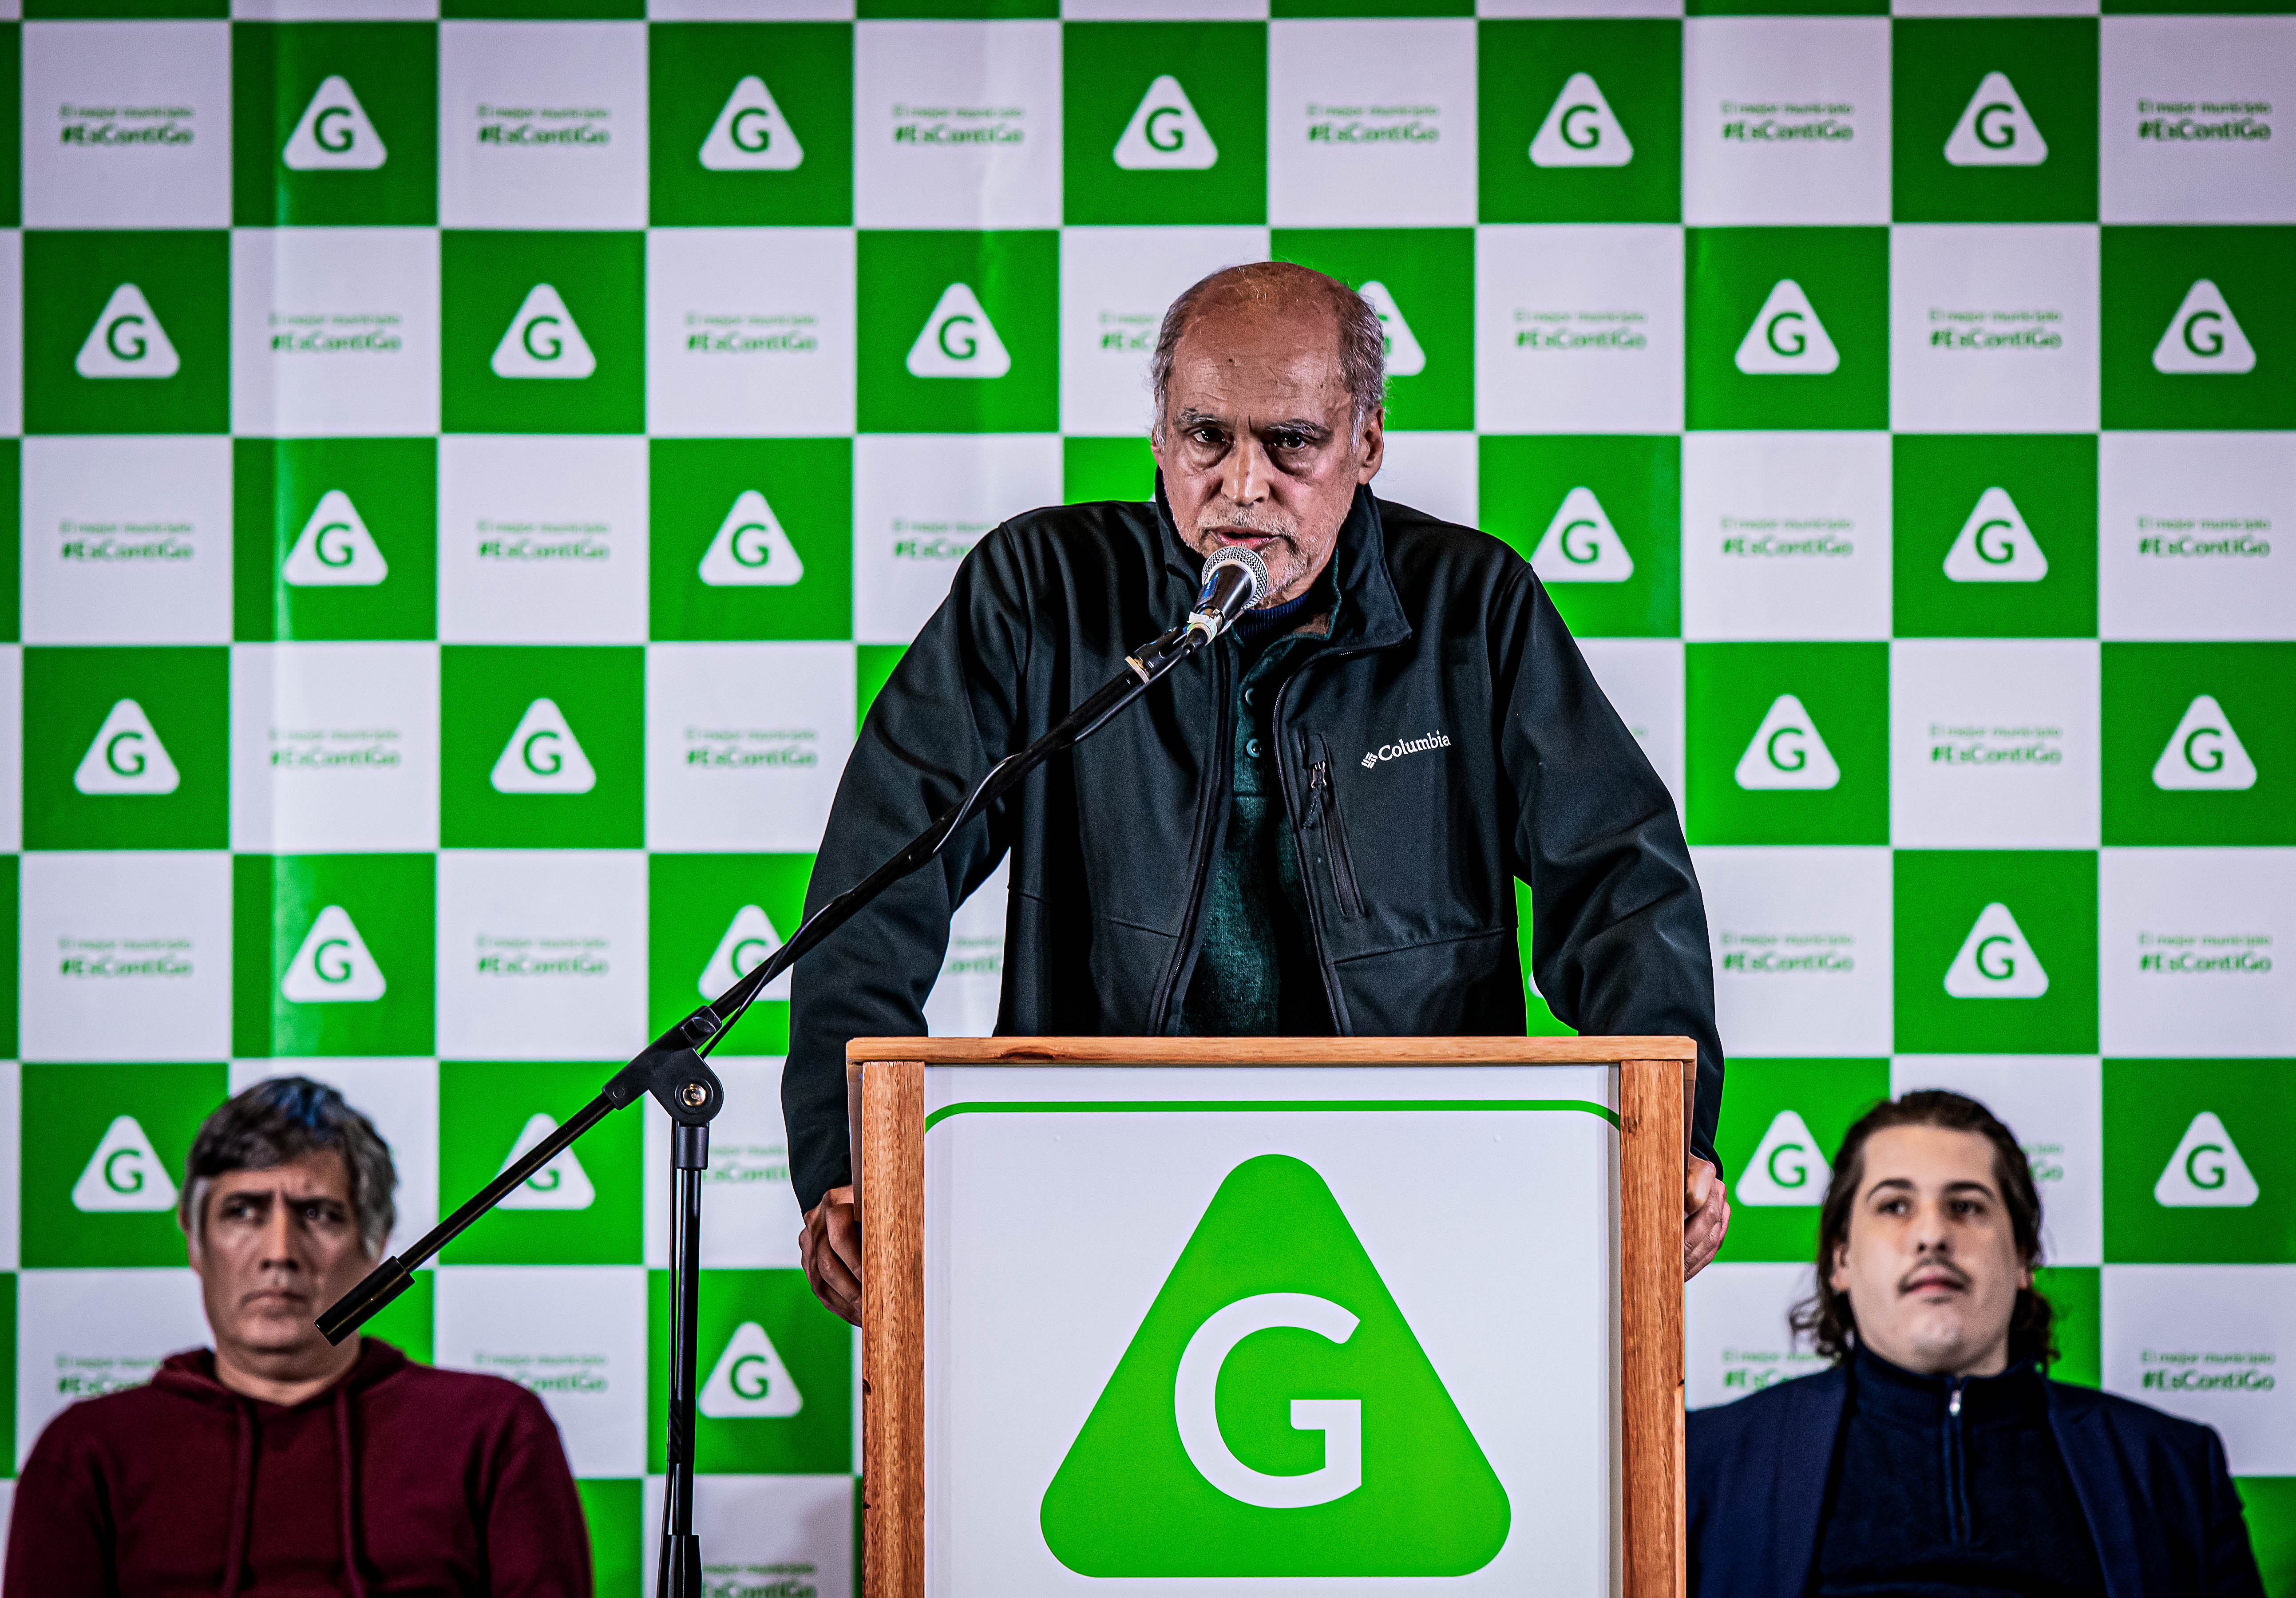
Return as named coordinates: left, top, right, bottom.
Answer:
left=151, top=1335, right=410, bottom=1412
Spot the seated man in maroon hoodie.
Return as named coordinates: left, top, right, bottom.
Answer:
left=7, top=1076, right=591, bottom=1597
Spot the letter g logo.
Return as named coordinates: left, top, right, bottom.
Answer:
left=1766, top=311, right=1806, bottom=358
left=2184, top=728, right=2224, bottom=773
left=1560, top=103, right=1600, bottom=150
left=523, top=731, right=562, bottom=776
left=2186, top=1142, right=2228, bottom=1190
left=1975, top=935, right=2015, bottom=981
left=106, top=731, right=146, bottom=778
left=938, top=314, right=978, bottom=361
left=2183, top=310, right=2225, bottom=359
left=1146, top=106, right=1184, bottom=153
left=107, top=315, right=147, bottom=363
left=523, top=315, right=564, bottom=362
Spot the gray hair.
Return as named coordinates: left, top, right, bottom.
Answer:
left=178, top=1076, right=397, bottom=1256
left=1149, top=261, right=1387, bottom=438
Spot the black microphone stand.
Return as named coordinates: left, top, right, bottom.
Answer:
left=316, top=579, right=1251, bottom=1598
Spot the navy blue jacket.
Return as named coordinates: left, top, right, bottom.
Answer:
left=1688, top=1362, right=2266, bottom=1598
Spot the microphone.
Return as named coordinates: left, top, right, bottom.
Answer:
left=1186, top=545, right=1272, bottom=644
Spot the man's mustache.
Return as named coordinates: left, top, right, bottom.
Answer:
left=1896, top=1259, right=1973, bottom=1295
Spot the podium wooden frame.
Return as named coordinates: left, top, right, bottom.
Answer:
left=846, top=1036, right=1696, bottom=1598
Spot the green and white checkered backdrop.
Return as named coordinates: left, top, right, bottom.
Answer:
left=0, top=0, right=2291, bottom=1590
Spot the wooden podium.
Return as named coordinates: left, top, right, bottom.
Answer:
left=847, top=1036, right=1694, bottom=1598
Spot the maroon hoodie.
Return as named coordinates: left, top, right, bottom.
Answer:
left=4, top=1338, right=590, bottom=1597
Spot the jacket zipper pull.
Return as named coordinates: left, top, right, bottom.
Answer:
left=1948, top=1383, right=1962, bottom=1418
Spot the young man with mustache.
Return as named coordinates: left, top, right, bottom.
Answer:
left=1689, top=1090, right=2266, bottom=1597
left=784, top=261, right=1732, bottom=1318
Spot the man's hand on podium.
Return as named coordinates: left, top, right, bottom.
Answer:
left=802, top=1185, right=862, bottom=1326
left=1685, top=1157, right=1730, bottom=1282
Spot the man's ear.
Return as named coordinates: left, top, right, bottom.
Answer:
left=1355, top=406, right=1386, bottom=483
left=1826, top=1241, right=1850, bottom=1294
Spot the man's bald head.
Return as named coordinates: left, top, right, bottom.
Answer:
left=1149, top=262, right=1387, bottom=440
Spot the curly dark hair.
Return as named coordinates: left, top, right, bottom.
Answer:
left=177, top=1076, right=397, bottom=1255
left=1789, top=1089, right=2056, bottom=1369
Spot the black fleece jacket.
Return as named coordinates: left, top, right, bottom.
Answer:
left=783, top=483, right=1724, bottom=1210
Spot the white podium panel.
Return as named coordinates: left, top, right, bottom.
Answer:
left=918, top=1063, right=1621, bottom=1597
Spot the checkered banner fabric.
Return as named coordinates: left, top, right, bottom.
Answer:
left=1, top=2, right=2292, bottom=1593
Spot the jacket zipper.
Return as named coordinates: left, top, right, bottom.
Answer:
left=1272, top=685, right=1348, bottom=1029
left=1150, top=640, right=1235, bottom=1032
left=1943, top=1379, right=1968, bottom=1544
left=1304, top=737, right=1365, bottom=921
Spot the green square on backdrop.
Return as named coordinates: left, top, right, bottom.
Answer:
left=233, top=438, right=437, bottom=642
left=1713, top=1058, right=1891, bottom=1264
left=437, top=1060, right=642, bottom=1265
left=1893, top=850, right=2098, bottom=1054
left=24, top=231, right=230, bottom=435
left=1063, top=23, right=1265, bottom=225
left=364, top=1270, right=433, bottom=1367
left=26, top=0, right=222, bottom=18
left=2101, top=226, right=2296, bottom=431
left=1478, top=435, right=1679, bottom=638
left=2102, top=1058, right=2296, bottom=1264
left=649, top=1268, right=853, bottom=1473
left=1890, top=21, right=2098, bottom=223
left=1477, top=20, right=1680, bottom=224
left=648, top=853, right=816, bottom=1056
left=231, top=23, right=438, bottom=226
left=1272, top=229, right=1473, bottom=431
left=1064, top=437, right=1156, bottom=505
left=649, top=439, right=851, bottom=641
left=22, top=1062, right=226, bottom=1268
left=577, top=1479, right=643, bottom=1598
left=856, top=231, right=1057, bottom=434
left=649, top=23, right=852, bottom=227
left=2241, top=1480, right=2296, bottom=1598
left=441, top=232, right=645, bottom=434
left=231, top=854, right=435, bottom=1058
left=1686, top=228, right=1888, bottom=430
left=2032, top=1266, right=2098, bottom=1387
left=439, top=646, right=644, bottom=849
left=24, top=646, right=228, bottom=850
left=1891, top=435, right=2097, bottom=638
left=858, top=645, right=906, bottom=729
left=1686, top=643, right=1888, bottom=845
left=2102, top=643, right=2296, bottom=846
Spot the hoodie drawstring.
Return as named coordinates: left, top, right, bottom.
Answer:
left=219, top=1403, right=255, bottom=1598
left=334, top=1383, right=371, bottom=1598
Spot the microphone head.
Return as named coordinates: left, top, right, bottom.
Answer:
left=1199, top=545, right=1271, bottom=611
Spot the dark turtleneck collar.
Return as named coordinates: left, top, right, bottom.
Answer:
left=1850, top=1342, right=2049, bottom=1429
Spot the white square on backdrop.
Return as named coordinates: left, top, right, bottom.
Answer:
left=2100, top=18, right=2296, bottom=224
left=854, top=22, right=1062, bottom=230
left=642, top=1475, right=856, bottom=1598
left=16, top=1270, right=209, bottom=1473
left=1267, top=20, right=1477, bottom=228
left=1890, top=639, right=2100, bottom=850
left=645, top=642, right=856, bottom=852
left=22, top=852, right=233, bottom=1062
left=1890, top=1056, right=2103, bottom=1266
left=1476, top=225, right=1685, bottom=434
left=22, top=438, right=233, bottom=647
left=1681, top=431, right=1891, bottom=641
left=435, top=850, right=646, bottom=1060
left=2098, top=433, right=2296, bottom=641
left=1578, top=637, right=1685, bottom=817
left=230, top=228, right=441, bottom=438
left=853, top=435, right=1062, bottom=645
left=1889, top=225, right=2100, bottom=435
left=643, top=1054, right=806, bottom=1271
left=433, top=1265, right=649, bottom=1477
left=24, top=22, right=230, bottom=228
left=0, top=1065, right=19, bottom=1271
left=229, top=1058, right=441, bottom=1256
left=439, top=23, right=649, bottom=230
left=922, top=855, right=1009, bottom=1041
left=1684, top=1261, right=1827, bottom=1411
left=2102, top=848, right=2296, bottom=1059
left=1058, top=227, right=1269, bottom=436
left=230, top=643, right=441, bottom=854
left=646, top=228, right=857, bottom=439
left=2103, top=1265, right=2296, bottom=1475
left=1682, top=18, right=1891, bottom=226
left=1374, top=433, right=1478, bottom=533
left=1694, top=846, right=1893, bottom=1056
left=438, top=436, right=649, bottom=645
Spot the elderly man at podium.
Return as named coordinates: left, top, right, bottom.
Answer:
left=787, top=261, right=1730, bottom=1321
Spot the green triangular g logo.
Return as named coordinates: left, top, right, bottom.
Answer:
left=1039, top=1155, right=1509, bottom=1577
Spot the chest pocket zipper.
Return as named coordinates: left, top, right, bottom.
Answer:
left=1305, top=736, right=1365, bottom=921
